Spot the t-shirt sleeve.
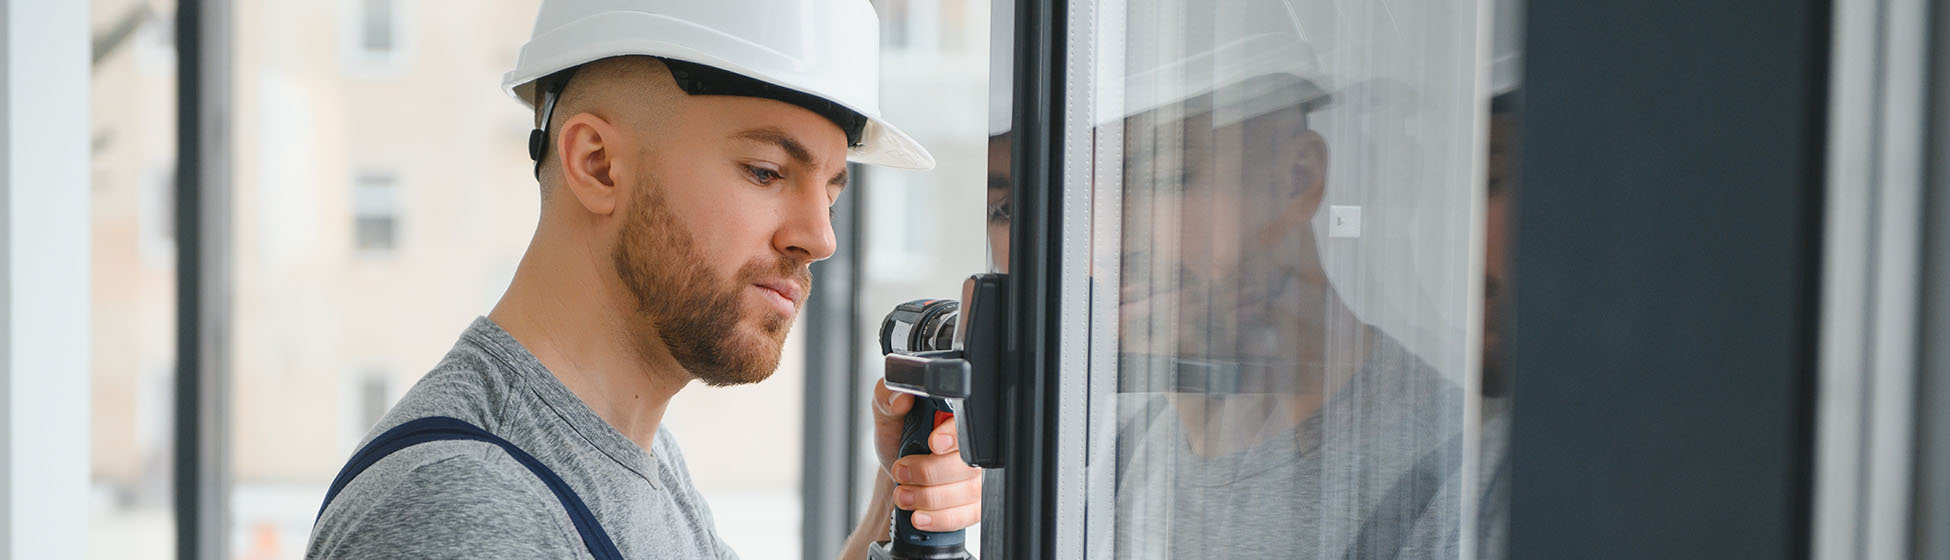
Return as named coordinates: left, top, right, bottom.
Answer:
left=651, top=427, right=741, bottom=560
left=309, top=452, right=584, bottom=559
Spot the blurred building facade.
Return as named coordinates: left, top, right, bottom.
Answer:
left=90, top=0, right=182, bottom=556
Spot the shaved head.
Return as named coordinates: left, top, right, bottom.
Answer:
left=535, top=56, right=686, bottom=198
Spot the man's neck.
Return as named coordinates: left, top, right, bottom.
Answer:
left=488, top=226, right=691, bottom=453
left=1177, top=291, right=1376, bottom=458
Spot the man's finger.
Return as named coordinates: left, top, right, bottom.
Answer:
left=929, top=418, right=960, bottom=454
left=891, top=453, right=983, bottom=486
left=872, top=378, right=913, bottom=419
left=911, top=503, right=982, bottom=533
left=894, top=474, right=982, bottom=511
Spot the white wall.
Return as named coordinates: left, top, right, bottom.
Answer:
left=0, top=0, right=92, bottom=556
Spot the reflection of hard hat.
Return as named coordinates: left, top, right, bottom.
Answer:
left=988, top=0, right=1014, bottom=138
left=1491, top=0, right=1524, bottom=96
left=503, top=0, right=935, bottom=170
left=1112, top=0, right=1333, bottom=126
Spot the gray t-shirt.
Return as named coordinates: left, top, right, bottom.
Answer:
left=307, top=317, right=738, bottom=559
left=1112, top=332, right=1463, bottom=560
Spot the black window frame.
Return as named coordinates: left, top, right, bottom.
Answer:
left=174, top=0, right=231, bottom=557
left=980, top=0, right=1066, bottom=557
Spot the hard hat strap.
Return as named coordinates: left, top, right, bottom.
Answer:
left=527, top=69, right=576, bottom=180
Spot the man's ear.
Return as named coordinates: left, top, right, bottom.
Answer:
left=556, top=112, right=622, bottom=216
left=1291, top=129, right=1329, bottom=210
left=1258, top=129, right=1330, bottom=246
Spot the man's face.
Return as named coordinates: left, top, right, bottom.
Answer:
left=1482, top=111, right=1517, bottom=392
left=1117, top=107, right=1327, bottom=366
left=985, top=104, right=1329, bottom=375
left=610, top=92, right=847, bottom=387
left=986, top=135, right=1012, bottom=273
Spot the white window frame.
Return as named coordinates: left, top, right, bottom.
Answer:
left=1, top=0, right=92, bottom=555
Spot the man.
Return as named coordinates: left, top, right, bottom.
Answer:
left=306, top=2, right=981, bottom=558
left=1106, top=87, right=1464, bottom=560
left=981, top=1, right=1480, bottom=557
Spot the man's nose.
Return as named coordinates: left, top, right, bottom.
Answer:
left=774, top=186, right=837, bottom=263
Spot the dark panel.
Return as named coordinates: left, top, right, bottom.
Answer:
left=1505, top=0, right=1829, bottom=558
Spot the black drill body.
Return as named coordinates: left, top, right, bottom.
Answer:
left=872, top=298, right=977, bottom=560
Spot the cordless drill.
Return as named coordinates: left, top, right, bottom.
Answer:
left=871, top=298, right=977, bottom=560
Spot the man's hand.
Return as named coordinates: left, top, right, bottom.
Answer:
left=839, top=379, right=985, bottom=559
left=871, top=378, right=983, bottom=532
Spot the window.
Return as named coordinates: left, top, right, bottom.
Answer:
left=346, top=371, right=393, bottom=447
left=352, top=171, right=399, bottom=253
left=357, top=373, right=390, bottom=431
left=140, top=166, right=175, bottom=266
left=986, top=0, right=1500, bottom=556
left=356, top=0, right=398, bottom=57
left=137, top=11, right=176, bottom=73
left=345, top=0, right=407, bottom=69
left=360, top=0, right=395, bottom=52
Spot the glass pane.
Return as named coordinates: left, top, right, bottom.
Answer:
left=1074, top=0, right=1495, bottom=557
left=89, top=0, right=179, bottom=557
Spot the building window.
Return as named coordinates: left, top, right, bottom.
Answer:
left=357, top=373, right=391, bottom=432
left=353, top=171, right=399, bottom=253
left=139, top=166, right=175, bottom=266
left=346, top=0, right=404, bottom=67
left=360, top=0, right=396, bottom=53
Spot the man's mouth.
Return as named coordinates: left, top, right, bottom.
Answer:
left=751, top=279, right=802, bottom=316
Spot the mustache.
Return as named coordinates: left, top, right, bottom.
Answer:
left=740, top=256, right=814, bottom=298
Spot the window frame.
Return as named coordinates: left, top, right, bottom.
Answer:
left=174, top=0, right=234, bottom=557
left=987, top=0, right=1067, bottom=557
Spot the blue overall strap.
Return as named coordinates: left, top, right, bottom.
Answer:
left=316, top=416, right=625, bottom=560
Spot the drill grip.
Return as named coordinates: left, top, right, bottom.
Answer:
left=883, top=397, right=970, bottom=559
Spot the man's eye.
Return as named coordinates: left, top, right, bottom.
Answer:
left=745, top=165, right=784, bottom=185
left=986, top=200, right=1012, bottom=224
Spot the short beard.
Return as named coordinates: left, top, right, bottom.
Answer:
left=612, top=181, right=810, bottom=387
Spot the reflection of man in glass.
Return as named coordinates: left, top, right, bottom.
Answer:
left=988, top=1, right=1478, bottom=557
left=1106, top=86, right=1465, bottom=560
left=1112, top=1, right=1471, bottom=558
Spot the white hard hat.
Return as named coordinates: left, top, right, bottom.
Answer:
left=1110, top=0, right=1332, bottom=127
left=504, top=0, right=936, bottom=171
left=1491, top=0, right=1524, bottom=97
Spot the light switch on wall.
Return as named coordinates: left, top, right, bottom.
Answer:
left=1329, top=205, right=1362, bottom=238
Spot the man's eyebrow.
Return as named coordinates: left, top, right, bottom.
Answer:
left=733, top=127, right=847, bottom=188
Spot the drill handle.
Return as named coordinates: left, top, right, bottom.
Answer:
left=882, top=396, right=971, bottom=559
